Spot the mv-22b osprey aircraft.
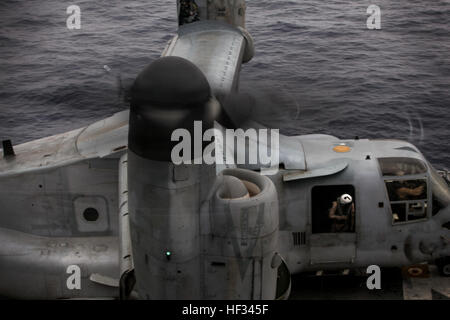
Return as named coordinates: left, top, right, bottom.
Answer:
left=0, top=0, right=449, bottom=300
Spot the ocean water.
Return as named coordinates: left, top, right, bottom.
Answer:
left=0, top=0, right=449, bottom=168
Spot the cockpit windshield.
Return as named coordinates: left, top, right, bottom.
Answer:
left=378, top=157, right=427, bottom=177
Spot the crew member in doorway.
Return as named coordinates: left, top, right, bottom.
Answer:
left=179, top=0, right=200, bottom=25
left=329, top=194, right=355, bottom=232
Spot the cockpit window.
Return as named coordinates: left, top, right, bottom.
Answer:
left=378, top=157, right=427, bottom=177
left=384, top=178, right=428, bottom=224
left=385, top=179, right=427, bottom=202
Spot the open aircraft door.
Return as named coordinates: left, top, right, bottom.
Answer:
left=309, top=185, right=357, bottom=265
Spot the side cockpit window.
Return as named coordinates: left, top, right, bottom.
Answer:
left=378, top=158, right=430, bottom=224
left=384, top=178, right=428, bottom=224
left=385, top=179, right=427, bottom=202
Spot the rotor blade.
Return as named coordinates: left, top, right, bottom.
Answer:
left=220, top=86, right=300, bottom=130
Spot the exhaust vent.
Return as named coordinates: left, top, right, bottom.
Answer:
left=292, top=232, right=306, bottom=246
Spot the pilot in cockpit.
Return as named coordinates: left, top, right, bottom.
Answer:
left=388, top=170, right=426, bottom=201
left=179, top=0, right=200, bottom=25
left=329, top=194, right=355, bottom=233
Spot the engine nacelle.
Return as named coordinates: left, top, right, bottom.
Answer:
left=127, top=56, right=282, bottom=299
left=203, top=168, right=280, bottom=299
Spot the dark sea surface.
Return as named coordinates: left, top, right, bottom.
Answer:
left=0, top=0, right=449, bottom=168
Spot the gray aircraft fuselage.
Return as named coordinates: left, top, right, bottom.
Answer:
left=0, top=0, right=449, bottom=299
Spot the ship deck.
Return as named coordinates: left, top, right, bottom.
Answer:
left=290, top=264, right=449, bottom=300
